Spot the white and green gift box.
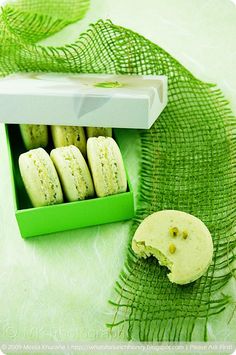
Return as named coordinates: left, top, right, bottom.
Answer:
left=0, top=73, right=168, bottom=237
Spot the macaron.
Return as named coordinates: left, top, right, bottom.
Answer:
left=50, top=145, right=94, bottom=202
left=132, top=210, right=213, bottom=285
left=51, top=125, right=87, bottom=157
left=86, top=127, right=112, bottom=138
left=87, top=136, right=127, bottom=197
left=19, top=148, right=63, bottom=207
left=20, top=124, right=48, bottom=150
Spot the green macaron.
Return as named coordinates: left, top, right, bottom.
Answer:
left=19, top=148, right=63, bottom=207
left=132, top=210, right=214, bottom=285
left=50, top=145, right=94, bottom=202
left=51, top=125, right=87, bottom=157
left=87, top=136, right=127, bottom=198
left=20, top=124, right=48, bottom=150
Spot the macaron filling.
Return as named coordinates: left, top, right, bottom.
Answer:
left=30, top=151, right=60, bottom=204
left=96, top=138, right=120, bottom=195
left=61, top=148, right=90, bottom=200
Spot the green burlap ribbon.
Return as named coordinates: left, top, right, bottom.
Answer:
left=0, top=0, right=235, bottom=341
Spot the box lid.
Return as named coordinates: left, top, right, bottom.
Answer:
left=0, top=73, right=168, bottom=129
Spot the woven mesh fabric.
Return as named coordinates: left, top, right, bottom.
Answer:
left=0, top=1, right=235, bottom=341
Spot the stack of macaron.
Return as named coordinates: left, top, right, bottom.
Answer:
left=18, top=124, right=127, bottom=207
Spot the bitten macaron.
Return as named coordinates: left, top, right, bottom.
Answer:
left=132, top=210, right=214, bottom=285
left=87, top=136, right=127, bottom=197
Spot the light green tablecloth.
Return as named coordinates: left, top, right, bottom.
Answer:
left=0, top=0, right=235, bottom=346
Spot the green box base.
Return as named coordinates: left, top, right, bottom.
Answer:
left=5, top=125, right=135, bottom=238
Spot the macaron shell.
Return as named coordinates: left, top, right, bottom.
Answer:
left=87, top=136, right=127, bottom=197
left=51, top=125, right=87, bottom=156
left=50, top=145, right=94, bottom=202
left=19, top=148, right=63, bottom=207
left=132, top=210, right=214, bottom=285
left=20, top=124, right=48, bottom=150
left=86, top=127, right=112, bottom=138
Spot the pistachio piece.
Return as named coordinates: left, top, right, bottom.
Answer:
left=169, top=243, right=176, bottom=254
left=169, top=227, right=179, bottom=237
left=182, top=230, right=188, bottom=239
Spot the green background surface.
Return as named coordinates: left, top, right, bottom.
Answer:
left=0, top=0, right=235, bottom=347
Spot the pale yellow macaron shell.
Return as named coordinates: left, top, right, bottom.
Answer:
left=87, top=136, right=127, bottom=197
left=50, top=145, right=94, bottom=202
left=19, top=148, right=63, bottom=207
left=132, top=210, right=213, bottom=285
